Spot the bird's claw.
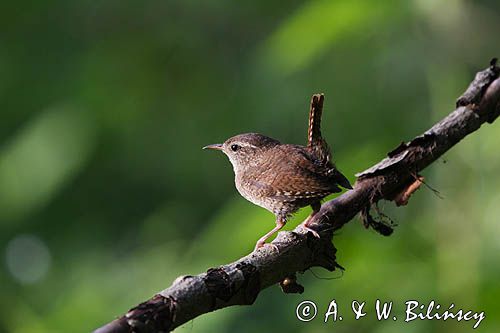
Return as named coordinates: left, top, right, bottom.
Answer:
left=254, top=242, right=279, bottom=253
left=301, top=225, right=321, bottom=238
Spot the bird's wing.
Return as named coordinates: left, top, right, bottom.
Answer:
left=260, top=145, right=342, bottom=201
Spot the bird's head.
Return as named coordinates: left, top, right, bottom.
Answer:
left=203, top=133, right=280, bottom=174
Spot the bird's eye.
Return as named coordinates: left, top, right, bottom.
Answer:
left=230, top=144, right=239, bottom=152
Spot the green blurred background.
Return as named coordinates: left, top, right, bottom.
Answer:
left=1, top=0, right=500, bottom=332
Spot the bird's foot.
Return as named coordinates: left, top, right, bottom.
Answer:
left=301, top=224, right=321, bottom=238
left=254, top=241, right=279, bottom=253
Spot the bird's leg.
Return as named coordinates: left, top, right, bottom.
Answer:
left=254, top=216, right=286, bottom=251
left=300, top=202, right=321, bottom=238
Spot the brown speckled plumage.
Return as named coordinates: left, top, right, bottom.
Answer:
left=204, top=94, right=351, bottom=250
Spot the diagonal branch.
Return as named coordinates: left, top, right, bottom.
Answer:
left=94, top=60, right=500, bottom=333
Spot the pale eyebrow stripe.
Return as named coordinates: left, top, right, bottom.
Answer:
left=238, top=142, right=257, bottom=149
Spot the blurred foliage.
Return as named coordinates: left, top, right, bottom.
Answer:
left=1, top=1, right=500, bottom=332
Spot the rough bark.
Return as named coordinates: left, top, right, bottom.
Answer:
left=94, top=60, right=500, bottom=333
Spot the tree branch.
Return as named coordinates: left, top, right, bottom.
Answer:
left=94, top=60, right=500, bottom=333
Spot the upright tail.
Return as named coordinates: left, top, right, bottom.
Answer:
left=308, top=93, right=352, bottom=190
left=307, top=93, right=331, bottom=165
left=307, top=93, right=324, bottom=148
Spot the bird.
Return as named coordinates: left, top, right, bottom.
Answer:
left=203, top=94, right=352, bottom=250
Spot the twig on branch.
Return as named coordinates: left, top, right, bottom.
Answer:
left=94, top=60, right=500, bottom=333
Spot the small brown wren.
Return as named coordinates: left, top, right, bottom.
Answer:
left=204, top=94, right=352, bottom=250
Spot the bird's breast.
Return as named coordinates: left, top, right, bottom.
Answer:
left=234, top=172, right=275, bottom=212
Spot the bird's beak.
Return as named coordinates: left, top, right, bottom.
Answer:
left=203, top=143, right=223, bottom=151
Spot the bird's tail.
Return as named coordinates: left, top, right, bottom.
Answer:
left=307, top=93, right=333, bottom=165
left=307, top=93, right=324, bottom=149
left=307, top=93, right=352, bottom=190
